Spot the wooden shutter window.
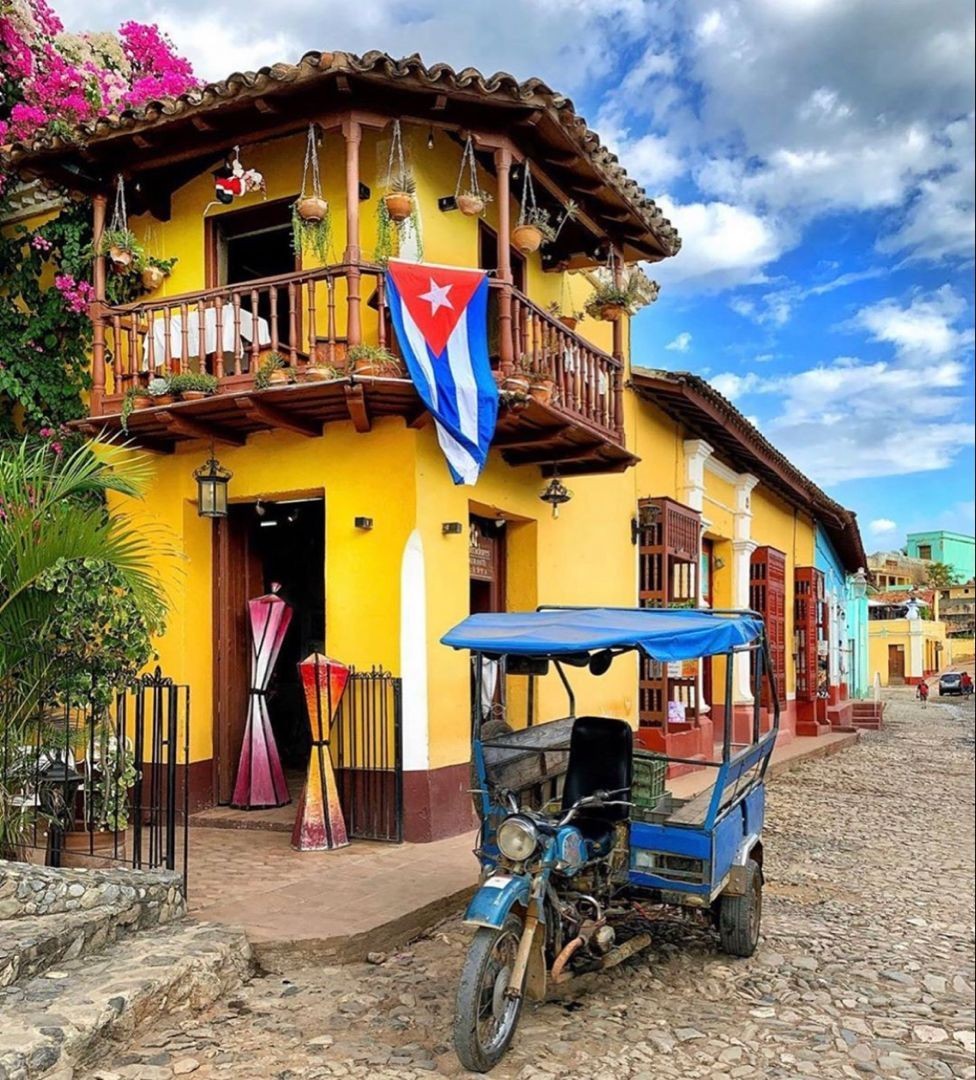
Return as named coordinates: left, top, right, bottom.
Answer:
left=749, top=546, right=786, bottom=705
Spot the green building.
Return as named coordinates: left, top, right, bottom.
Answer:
left=906, top=531, right=976, bottom=583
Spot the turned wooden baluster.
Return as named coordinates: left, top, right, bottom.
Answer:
left=146, top=309, right=156, bottom=375
left=269, top=286, right=279, bottom=354
left=127, top=316, right=138, bottom=391
left=326, top=277, right=336, bottom=367
left=249, top=288, right=261, bottom=371
left=214, top=300, right=225, bottom=379
left=306, top=278, right=317, bottom=358
left=197, top=300, right=207, bottom=375
left=179, top=303, right=190, bottom=375
left=162, top=303, right=173, bottom=375
left=287, top=282, right=298, bottom=366
left=232, top=293, right=243, bottom=376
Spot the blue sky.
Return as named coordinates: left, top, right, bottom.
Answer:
left=63, top=0, right=976, bottom=549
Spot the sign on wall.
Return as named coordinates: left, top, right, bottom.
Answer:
left=469, top=524, right=495, bottom=582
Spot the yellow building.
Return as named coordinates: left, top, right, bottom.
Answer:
left=869, top=617, right=947, bottom=686
left=6, top=49, right=866, bottom=841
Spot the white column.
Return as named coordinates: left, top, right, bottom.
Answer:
left=400, top=529, right=429, bottom=771
left=907, top=620, right=925, bottom=682
left=681, top=439, right=714, bottom=511
left=731, top=538, right=758, bottom=700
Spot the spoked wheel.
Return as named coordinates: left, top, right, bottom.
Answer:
left=454, top=913, right=526, bottom=1073
left=719, top=859, right=762, bottom=957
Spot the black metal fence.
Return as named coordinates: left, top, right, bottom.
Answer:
left=332, top=668, right=403, bottom=842
left=0, top=668, right=190, bottom=879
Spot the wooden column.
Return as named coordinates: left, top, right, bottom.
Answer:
left=343, top=118, right=363, bottom=348
left=494, top=148, right=515, bottom=375
left=611, top=247, right=625, bottom=439
left=90, top=193, right=108, bottom=415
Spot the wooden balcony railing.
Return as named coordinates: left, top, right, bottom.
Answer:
left=93, top=265, right=623, bottom=443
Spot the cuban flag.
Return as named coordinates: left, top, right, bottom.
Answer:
left=386, top=259, right=499, bottom=485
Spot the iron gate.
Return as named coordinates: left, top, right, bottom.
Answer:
left=332, top=668, right=403, bottom=842
left=0, top=668, right=190, bottom=879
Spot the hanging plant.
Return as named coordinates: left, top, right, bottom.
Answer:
left=99, top=176, right=143, bottom=272
left=374, top=121, right=424, bottom=263
left=584, top=262, right=660, bottom=322
left=291, top=124, right=332, bottom=263
left=512, top=164, right=576, bottom=254
left=138, top=255, right=177, bottom=292
left=454, top=135, right=492, bottom=217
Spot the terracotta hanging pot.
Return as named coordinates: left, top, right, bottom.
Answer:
left=140, top=265, right=166, bottom=291
left=512, top=223, right=543, bottom=254
left=598, top=303, right=627, bottom=322
left=108, top=245, right=134, bottom=271
left=297, top=195, right=329, bottom=222
left=559, top=315, right=579, bottom=332
left=456, top=193, right=485, bottom=217
left=384, top=192, right=414, bottom=223
left=529, top=378, right=555, bottom=405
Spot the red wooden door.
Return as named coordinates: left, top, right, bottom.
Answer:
left=750, top=546, right=786, bottom=706
left=212, top=507, right=265, bottom=804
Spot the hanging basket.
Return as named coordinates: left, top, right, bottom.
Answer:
left=297, top=195, right=329, bottom=222
left=559, top=315, right=579, bottom=331
left=384, top=192, right=414, bottom=223
left=140, top=264, right=166, bottom=291
left=457, top=193, right=486, bottom=217
left=512, top=224, right=543, bottom=254
left=596, top=303, right=627, bottom=322
left=108, top=245, right=135, bottom=272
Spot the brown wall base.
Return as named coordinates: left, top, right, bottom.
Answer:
left=142, top=758, right=216, bottom=817
left=402, top=763, right=477, bottom=844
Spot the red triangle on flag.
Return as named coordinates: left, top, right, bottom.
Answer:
left=388, top=260, right=485, bottom=357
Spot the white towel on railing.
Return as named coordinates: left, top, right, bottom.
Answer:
left=142, top=303, right=271, bottom=369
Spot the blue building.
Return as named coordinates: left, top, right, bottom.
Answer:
left=815, top=525, right=869, bottom=700
left=906, top=531, right=975, bottom=583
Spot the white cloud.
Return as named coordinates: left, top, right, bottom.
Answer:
left=869, top=518, right=898, bottom=536
left=665, top=332, right=692, bottom=352
left=850, top=286, right=974, bottom=364
left=730, top=267, right=888, bottom=327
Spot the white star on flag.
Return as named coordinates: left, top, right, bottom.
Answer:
left=419, top=278, right=454, bottom=315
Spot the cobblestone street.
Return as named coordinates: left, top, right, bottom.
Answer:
left=88, top=693, right=975, bottom=1080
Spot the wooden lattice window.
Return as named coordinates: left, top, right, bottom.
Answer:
left=750, top=546, right=786, bottom=705
left=795, top=566, right=826, bottom=702
left=637, top=497, right=701, bottom=728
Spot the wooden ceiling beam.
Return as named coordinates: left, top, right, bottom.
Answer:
left=158, top=412, right=246, bottom=446
left=493, top=426, right=570, bottom=450
left=235, top=396, right=323, bottom=437
left=345, top=385, right=372, bottom=433
left=502, top=440, right=604, bottom=466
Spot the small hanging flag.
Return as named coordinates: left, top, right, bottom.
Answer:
left=385, top=259, right=498, bottom=485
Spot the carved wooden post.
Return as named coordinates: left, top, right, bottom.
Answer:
left=90, top=193, right=108, bottom=414
left=494, top=147, right=515, bottom=375
left=343, top=118, right=363, bottom=348
left=611, top=247, right=625, bottom=440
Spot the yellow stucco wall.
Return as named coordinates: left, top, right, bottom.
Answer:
left=868, top=619, right=948, bottom=685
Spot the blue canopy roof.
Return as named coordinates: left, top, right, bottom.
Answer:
left=442, top=607, right=764, bottom=662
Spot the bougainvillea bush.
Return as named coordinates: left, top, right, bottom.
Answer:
left=0, top=0, right=199, bottom=151
left=0, top=0, right=198, bottom=428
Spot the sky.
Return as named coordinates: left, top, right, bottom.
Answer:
left=61, top=0, right=976, bottom=550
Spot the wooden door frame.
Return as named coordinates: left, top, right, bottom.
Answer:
left=204, top=196, right=302, bottom=289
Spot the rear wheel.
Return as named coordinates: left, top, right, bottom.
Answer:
left=719, top=860, right=762, bottom=957
left=454, top=913, right=525, bottom=1073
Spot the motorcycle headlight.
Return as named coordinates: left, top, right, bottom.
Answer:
left=496, top=815, right=539, bottom=862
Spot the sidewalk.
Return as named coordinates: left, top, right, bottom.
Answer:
left=186, top=728, right=861, bottom=969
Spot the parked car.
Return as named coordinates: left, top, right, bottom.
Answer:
left=939, top=672, right=963, bottom=696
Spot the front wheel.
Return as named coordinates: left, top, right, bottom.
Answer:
left=719, top=859, right=762, bottom=957
left=454, top=913, right=526, bottom=1073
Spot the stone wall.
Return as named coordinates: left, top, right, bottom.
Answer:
left=0, top=860, right=186, bottom=924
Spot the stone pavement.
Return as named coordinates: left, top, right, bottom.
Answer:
left=185, top=729, right=859, bottom=968
left=81, top=694, right=976, bottom=1080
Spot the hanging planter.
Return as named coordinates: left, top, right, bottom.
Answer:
left=384, top=180, right=415, bottom=223
left=453, top=136, right=492, bottom=218
left=375, top=121, right=424, bottom=264
left=512, top=163, right=575, bottom=254
left=292, top=125, right=332, bottom=264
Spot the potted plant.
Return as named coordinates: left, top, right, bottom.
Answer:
left=120, top=382, right=158, bottom=430
left=512, top=207, right=556, bottom=255
left=99, top=227, right=143, bottom=273
left=254, top=353, right=295, bottom=389
left=348, top=344, right=405, bottom=378
left=292, top=200, right=331, bottom=263
left=62, top=725, right=138, bottom=868
left=384, top=171, right=416, bottom=224
left=138, top=254, right=177, bottom=292
left=522, top=363, right=556, bottom=405
left=585, top=277, right=641, bottom=322
left=145, top=375, right=174, bottom=406
left=170, top=371, right=219, bottom=400
left=502, top=365, right=531, bottom=394
left=547, top=300, right=585, bottom=332
left=457, top=189, right=491, bottom=217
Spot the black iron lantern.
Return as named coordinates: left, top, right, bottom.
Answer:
left=539, top=470, right=572, bottom=518
left=630, top=500, right=661, bottom=544
left=194, top=454, right=232, bottom=518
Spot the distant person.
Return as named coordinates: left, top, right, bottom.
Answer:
left=961, top=671, right=973, bottom=696
left=917, top=680, right=929, bottom=706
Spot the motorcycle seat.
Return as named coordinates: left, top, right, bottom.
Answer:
left=561, top=715, right=633, bottom=850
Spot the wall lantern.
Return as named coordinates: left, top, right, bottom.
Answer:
left=539, top=470, right=572, bottom=519
left=194, top=454, right=232, bottom=518
left=630, top=501, right=661, bottom=544
left=851, top=567, right=869, bottom=599
left=713, top=556, right=726, bottom=572
left=442, top=521, right=464, bottom=535
left=354, top=516, right=374, bottom=531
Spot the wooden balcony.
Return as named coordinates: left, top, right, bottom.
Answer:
left=82, top=265, right=634, bottom=474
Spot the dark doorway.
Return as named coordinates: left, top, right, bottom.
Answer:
left=212, top=497, right=325, bottom=804
left=207, top=199, right=298, bottom=363
left=469, top=515, right=507, bottom=614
